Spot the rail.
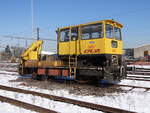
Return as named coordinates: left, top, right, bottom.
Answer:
left=127, top=66, right=150, bottom=75
left=126, top=78, right=150, bottom=82
left=0, top=85, right=135, bottom=113
left=112, top=84, right=150, bottom=90
left=0, top=95, right=57, bottom=113
left=127, top=76, right=150, bottom=79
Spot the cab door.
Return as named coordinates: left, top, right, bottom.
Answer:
left=58, top=28, right=70, bottom=55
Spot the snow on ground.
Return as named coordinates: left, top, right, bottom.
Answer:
left=0, top=70, right=18, bottom=74
left=0, top=69, right=150, bottom=112
left=127, top=65, right=150, bottom=69
left=127, top=74, right=150, bottom=77
left=0, top=102, right=36, bottom=113
left=119, top=79, right=150, bottom=87
left=0, top=90, right=101, bottom=113
left=0, top=71, right=101, bottom=113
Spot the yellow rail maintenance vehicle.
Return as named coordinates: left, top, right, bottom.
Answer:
left=57, top=19, right=126, bottom=82
left=19, top=19, right=126, bottom=83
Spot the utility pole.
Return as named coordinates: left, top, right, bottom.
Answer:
left=31, top=0, right=40, bottom=41
left=25, top=40, right=28, bottom=48
left=37, top=27, right=40, bottom=40
left=31, top=0, right=36, bottom=38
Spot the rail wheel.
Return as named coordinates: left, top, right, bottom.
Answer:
left=32, top=72, right=38, bottom=79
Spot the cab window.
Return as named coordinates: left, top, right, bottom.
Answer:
left=114, top=27, right=121, bottom=40
left=60, top=29, right=69, bottom=42
left=71, top=27, right=78, bottom=41
left=81, top=23, right=103, bottom=40
left=106, top=24, right=113, bottom=38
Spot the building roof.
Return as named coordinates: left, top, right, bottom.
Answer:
left=134, top=44, right=150, bottom=49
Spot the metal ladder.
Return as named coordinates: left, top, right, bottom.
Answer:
left=69, top=55, right=77, bottom=78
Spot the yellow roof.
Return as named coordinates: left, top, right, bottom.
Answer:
left=59, top=19, right=123, bottom=30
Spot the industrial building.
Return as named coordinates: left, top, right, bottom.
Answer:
left=134, top=44, right=150, bottom=58
left=124, top=44, right=150, bottom=60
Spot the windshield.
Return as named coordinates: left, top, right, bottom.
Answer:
left=60, top=29, right=70, bottom=42
left=114, top=27, right=121, bottom=40
left=81, top=23, right=103, bottom=40
left=106, top=24, right=122, bottom=40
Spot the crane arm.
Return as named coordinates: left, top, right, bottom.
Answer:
left=20, top=40, right=43, bottom=64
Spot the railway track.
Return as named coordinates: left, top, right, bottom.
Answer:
left=0, top=95, right=57, bottom=113
left=0, top=72, right=18, bottom=76
left=112, top=84, right=150, bottom=91
left=0, top=72, right=20, bottom=76
left=0, top=69, right=18, bottom=73
left=127, top=67, right=150, bottom=75
left=0, top=85, right=135, bottom=113
left=127, top=71, right=150, bottom=75
left=127, top=75, right=150, bottom=79
left=0, top=65, right=18, bottom=69
left=0, top=62, right=18, bottom=72
left=126, top=78, right=150, bottom=82
left=127, top=67, right=150, bottom=81
left=126, top=72, right=150, bottom=82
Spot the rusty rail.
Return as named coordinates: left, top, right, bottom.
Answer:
left=0, top=85, right=135, bottom=113
left=126, top=78, right=150, bottom=82
left=1, top=69, right=18, bottom=72
left=0, top=72, right=18, bottom=76
left=0, top=95, right=57, bottom=113
left=127, top=71, right=150, bottom=75
left=127, top=76, right=150, bottom=79
left=113, top=84, right=150, bottom=90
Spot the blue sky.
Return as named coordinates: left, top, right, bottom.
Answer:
left=0, top=0, right=150, bottom=51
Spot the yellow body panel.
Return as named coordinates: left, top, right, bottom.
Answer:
left=80, top=38, right=105, bottom=54
left=59, top=38, right=122, bottom=55
left=59, top=41, right=79, bottom=55
left=58, top=19, right=123, bottom=55
left=104, top=38, right=122, bottom=54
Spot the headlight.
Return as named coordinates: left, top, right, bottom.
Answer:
left=111, top=55, right=118, bottom=65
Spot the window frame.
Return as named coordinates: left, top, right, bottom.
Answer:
left=81, top=23, right=104, bottom=40
left=105, top=24, right=122, bottom=40
left=59, top=28, right=70, bottom=42
left=105, top=24, right=114, bottom=39
left=71, top=27, right=78, bottom=41
left=114, top=27, right=122, bottom=40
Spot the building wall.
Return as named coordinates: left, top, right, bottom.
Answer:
left=134, top=45, right=150, bottom=58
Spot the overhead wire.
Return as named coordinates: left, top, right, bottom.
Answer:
left=0, top=7, right=149, bottom=44
left=0, top=35, right=56, bottom=41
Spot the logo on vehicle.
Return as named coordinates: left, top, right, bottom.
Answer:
left=84, top=49, right=100, bottom=54
left=88, top=45, right=95, bottom=48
